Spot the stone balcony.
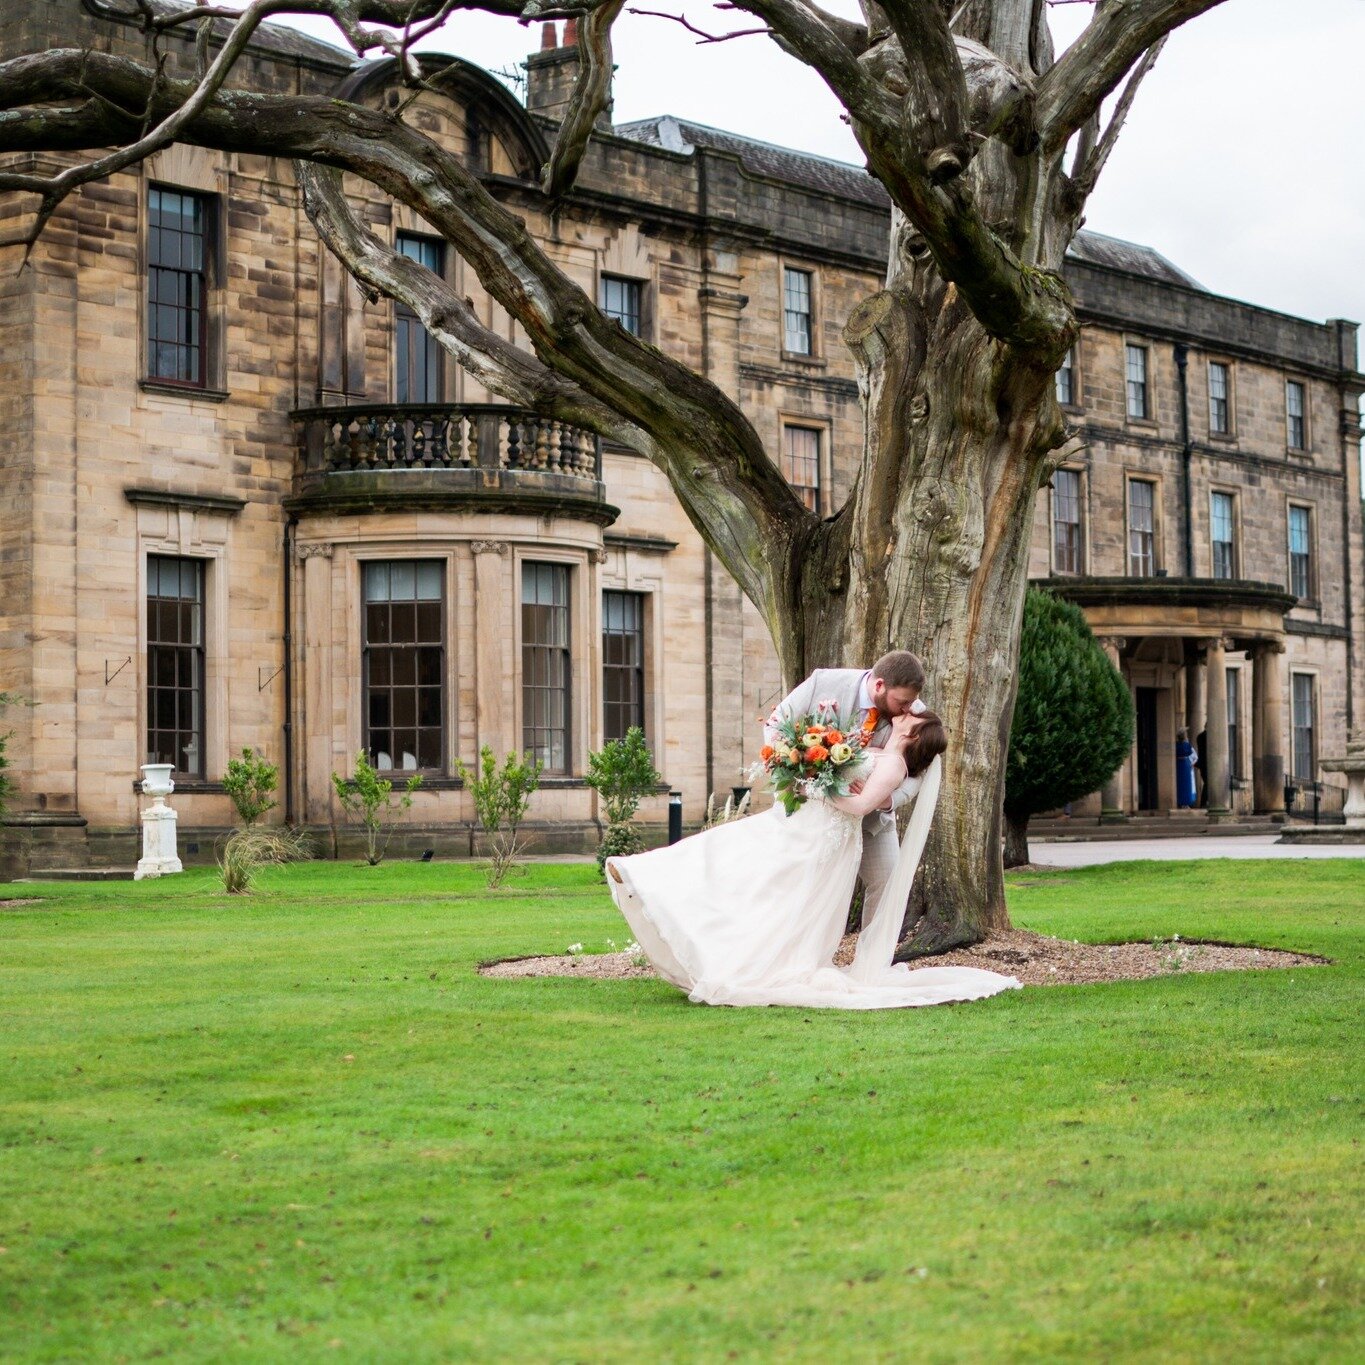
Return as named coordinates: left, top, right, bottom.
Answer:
left=288, top=402, right=617, bottom=525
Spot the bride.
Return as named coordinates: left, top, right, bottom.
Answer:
left=606, top=711, right=1021, bottom=1009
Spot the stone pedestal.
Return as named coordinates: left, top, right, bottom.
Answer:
left=134, top=764, right=183, bottom=880
left=1322, top=731, right=1365, bottom=831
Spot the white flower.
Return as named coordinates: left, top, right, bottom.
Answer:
left=829, top=742, right=853, bottom=765
left=566, top=942, right=584, bottom=955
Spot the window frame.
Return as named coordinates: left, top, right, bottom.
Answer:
left=602, top=589, right=647, bottom=743
left=521, top=560, right=573, bottom=775
left=1209, top=488, right=1238, bottom=581
left=1054, top=344, right=1079, bottom=409
left=781, top=263, right=816, bottom=359
left=1287, top=502, right=1316, bottom=602
left=1125, top=342, right=1151, bottom=422
left=360, top=558, right=448, bottom=776
left=598, top=273, right=645, bottom=338
left=1126, top=476, right=1159, bottom=577
left=1285, top=378, right=1308, bottom=452
left=780, top=421, right=825, bottom=515
left=394, top=231, right=448, bottom=405
left=1207, top=359, right=1233, bottom=437
left=1290, top=671, right=1317, bottom=782
left=145, top=554, right=207, bottom=778
left=145, top=183, right=215, bottom=391
left=1050, top=466, right=1085, bottom=575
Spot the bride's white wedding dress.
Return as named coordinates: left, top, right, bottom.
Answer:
left=607, top=753, right=1021, bottom=1010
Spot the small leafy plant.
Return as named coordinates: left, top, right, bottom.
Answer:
left=217, top=825, right=311, bottom=895
left=456, top=747, right=543, bottom=888
left=585, top=728, right=661, bottom=876
left=222, top=748, right=278, bottom=826
left=331, top=751, right=423, bottom=866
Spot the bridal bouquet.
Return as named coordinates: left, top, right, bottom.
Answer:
left=753, top=699, right=874, bottom=816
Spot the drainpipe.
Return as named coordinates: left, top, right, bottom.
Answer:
left=1175, top=343, right=1194, bottom=578
left=282, top=514, right=297, bottom=825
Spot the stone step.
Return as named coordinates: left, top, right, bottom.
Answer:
left=1031, top=817, right=1279, bottom=842
left=23, top=868, right=136, bottom=882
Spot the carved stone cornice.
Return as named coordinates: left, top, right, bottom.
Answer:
left=297, top=542, right=334, bottom=560
left=470, top=539, right=510, bottom=556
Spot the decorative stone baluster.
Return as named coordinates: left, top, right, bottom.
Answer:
left=533, top=418, right=550, bottom=470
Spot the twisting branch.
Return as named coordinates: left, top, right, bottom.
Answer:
left=1068, top=34, right=1166, bottom=204
left=297, top=164, right=626, bottom=432
left=628, top=7, right=772, bottom=43
left=1037, top=0, right=1229, bottom=154
left=541, top=0, right=625, bottom=199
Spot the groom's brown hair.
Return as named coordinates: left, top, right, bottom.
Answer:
left=904, top=710, right=947, bottom=777
left=872, top=650, right=925, bottom=692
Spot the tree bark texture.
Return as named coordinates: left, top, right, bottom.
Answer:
left=1002, top=811, right=1031, bottom=872
left=0, top=0, right=1233, bottom=952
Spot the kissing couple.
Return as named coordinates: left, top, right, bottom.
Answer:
left=606, top=651, right=1021, bottom=1010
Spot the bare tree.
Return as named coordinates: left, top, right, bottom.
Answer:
left=0, top=0, right=1232, bottom=953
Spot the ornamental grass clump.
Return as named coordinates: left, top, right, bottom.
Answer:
left=217, top=826, right=311, bottom=895
left=455, top=747, right=543, bottom=889
left=585, top=728, right=661, bottom=876
left=331, top=751, right=423, bottom=866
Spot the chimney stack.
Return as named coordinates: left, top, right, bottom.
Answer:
left=525, top=18, right=611, bottom=129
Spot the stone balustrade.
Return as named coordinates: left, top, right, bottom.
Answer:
left=296, top=403, right=601, bottom=479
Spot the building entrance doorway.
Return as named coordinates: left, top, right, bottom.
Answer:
left=1135, top=687, right=1161, bottom=812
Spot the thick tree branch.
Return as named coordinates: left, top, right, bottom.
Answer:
left=540, top=0, right=624, bottom=200
left=297, top=163, right=623, bottom=432
left=1067, top=34, right=1165, bottom=204
left=0, top=46, right=807, bottom=620
left=1037, top=0, right=1228, bottom=155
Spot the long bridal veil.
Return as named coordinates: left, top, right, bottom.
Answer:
left=847, top=755, right=942, bottom=981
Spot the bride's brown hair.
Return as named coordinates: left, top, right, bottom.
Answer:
left=903, top=710, right=947, bottom=777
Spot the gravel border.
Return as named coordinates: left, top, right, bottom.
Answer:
left=480, top=929, right=1326, bottom=987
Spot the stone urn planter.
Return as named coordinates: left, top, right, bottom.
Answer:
left=134, top=763, right=183, bottom=879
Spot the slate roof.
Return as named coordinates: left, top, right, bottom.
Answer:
left=614, top=115, right=1206, bottom=292
left=140, top=0, right=352, bottom=67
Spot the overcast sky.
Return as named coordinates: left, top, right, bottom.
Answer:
left=251, top=0, right=1364, bottom=338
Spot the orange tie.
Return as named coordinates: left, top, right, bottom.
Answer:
left=862, top=707, right=880, bottom=736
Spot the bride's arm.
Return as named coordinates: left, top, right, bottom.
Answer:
left=829, top=751, right=908, bottom=817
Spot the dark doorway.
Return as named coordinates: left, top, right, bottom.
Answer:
left=1135, top=687, right=1160, bottom=812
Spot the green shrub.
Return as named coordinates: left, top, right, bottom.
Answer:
left=331, top=751, right=422, bottom=866
left=1005, top=588, right=1134, bottom=867
left=585, top=728, right=661, bottom=875
left=222, top=748, right=278, bottom=826
left=455, top=747, right=543, bottom=889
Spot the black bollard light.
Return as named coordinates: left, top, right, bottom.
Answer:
left=668, top=790, right=683, bottom=845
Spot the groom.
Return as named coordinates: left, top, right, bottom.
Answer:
left=764, top=650, right=927, bottom=925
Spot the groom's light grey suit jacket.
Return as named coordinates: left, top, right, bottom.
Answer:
left=764, top=667, right=922, bottom=826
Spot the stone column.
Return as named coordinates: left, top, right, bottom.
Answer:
left=1202, top=637, right=1231, bottom=819
left=471, top=541, right=516, bottom=758
left=1098, top=637, right=1128, bottom=822
left=1252, top=639, right=1286, bottom=814
left=1184, top=643, right=1206, bottom=805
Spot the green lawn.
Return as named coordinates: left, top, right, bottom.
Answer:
left=1, top=858, right=1361, bottom=1362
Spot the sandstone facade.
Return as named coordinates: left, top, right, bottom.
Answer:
left=1, top=2, right=1361, bottom=872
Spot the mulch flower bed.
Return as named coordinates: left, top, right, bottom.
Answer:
left=481, top=929, right=1325, bottom=987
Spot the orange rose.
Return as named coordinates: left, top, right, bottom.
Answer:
left=760, top=744, right=775, bottom=762
left=805, top=745, right=830, bottom=763
left=825, top=729, right=844, bottom=745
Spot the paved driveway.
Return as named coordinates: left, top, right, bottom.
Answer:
left=1028, top=833, right=1365, bottom=867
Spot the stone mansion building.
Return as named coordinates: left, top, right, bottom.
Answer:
left=1, top=1, right=1362, bottom=872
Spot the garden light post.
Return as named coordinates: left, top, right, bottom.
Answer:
left=668, top=791, right=683, bottom=846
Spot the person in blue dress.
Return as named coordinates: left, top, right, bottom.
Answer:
left=1176, top=727, right=1198, bottom=808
